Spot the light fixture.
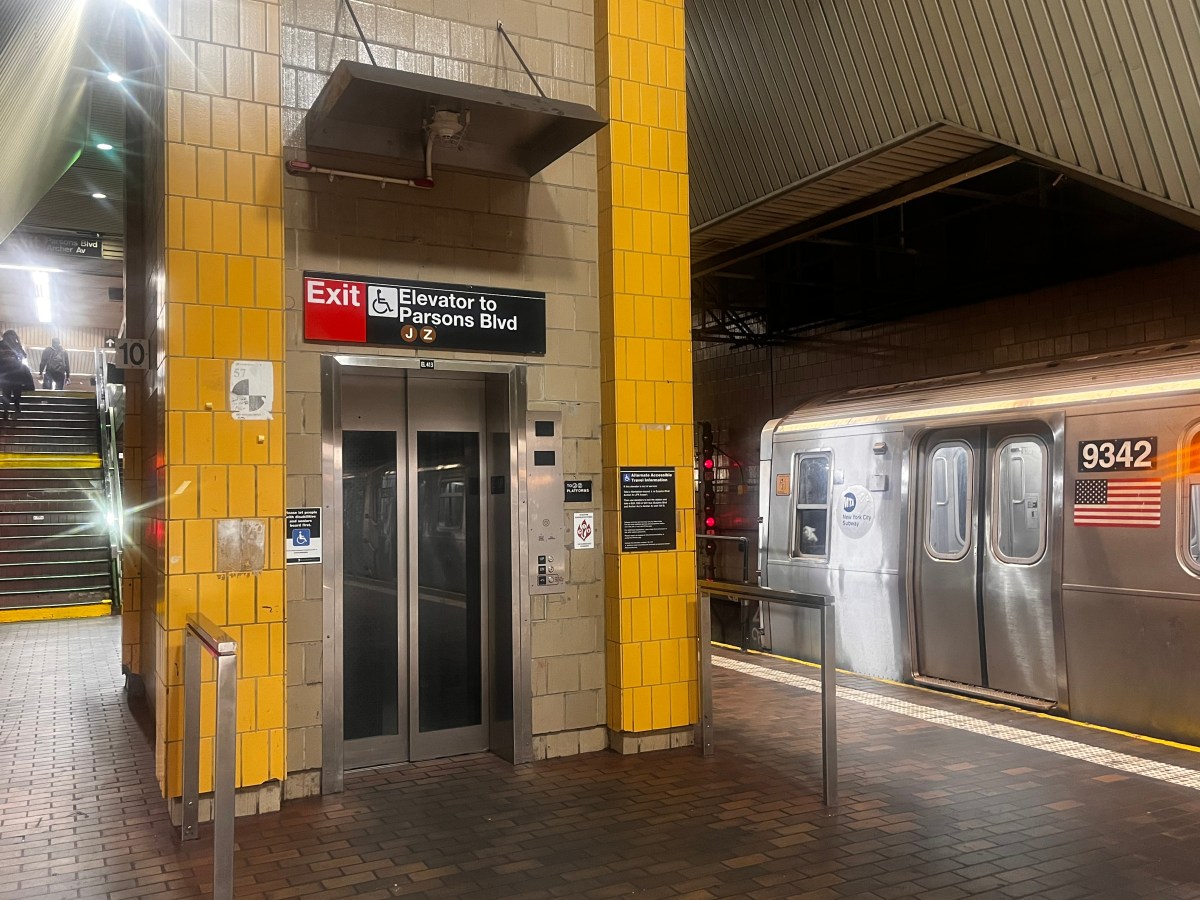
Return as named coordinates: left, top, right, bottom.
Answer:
left=96, top=142, right=114, bottom=151
left=92, top=192, right=107, bottom=199
left=106, top=72, right=123, bottom=83
left=0, top=264, right=62, bottom=273
left=32, top=271, right=52, bottom=324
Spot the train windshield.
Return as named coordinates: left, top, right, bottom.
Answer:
left=792, top=452, right=831, bottom=558
left=925, top=442, right=971, bottom=560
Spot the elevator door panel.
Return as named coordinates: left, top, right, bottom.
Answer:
left=339, top=372, right=490, bottom=769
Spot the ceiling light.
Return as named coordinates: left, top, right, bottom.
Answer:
left=32, top=271, right=52, bottom=324
left=107, top=72, right=123, bottom=83
left=0, top=264, right=62, bottom=273
left=92, top=192, right=107, bottom=199
left=97, top=142, right=114, bottom=151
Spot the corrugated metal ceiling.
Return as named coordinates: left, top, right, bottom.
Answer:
left=688, top=0, right=1200, bottom=271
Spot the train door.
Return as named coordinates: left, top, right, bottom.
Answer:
left=337, top=370, right=499, bottom=769
left=913, top=421, right=1057, bottom=703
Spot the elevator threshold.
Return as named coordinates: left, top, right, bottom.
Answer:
left=912, top=674, right=1058, bottom=712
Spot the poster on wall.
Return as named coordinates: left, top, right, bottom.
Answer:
left=303, top=271, right=546, bottom=355
left=230, top=360, right=273, bottom=420
left=620, top=467, right=676, bottom=552
left=285, top=508, right=322, bottom=564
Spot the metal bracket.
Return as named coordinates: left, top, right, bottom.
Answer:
left=497, top=21, right=548, bottom=99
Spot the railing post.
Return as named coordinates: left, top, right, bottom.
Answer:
left=696, top=580, right=837, bottom=805
left=696, top=586, right=713, bottom=757
left=820, top=601, right=837, bottom=807
left=182, top=615, right=238, bottom=900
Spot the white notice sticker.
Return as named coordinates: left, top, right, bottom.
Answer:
left=573, top=512, right=595, bottom=549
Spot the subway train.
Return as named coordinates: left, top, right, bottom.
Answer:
left=756, top=345, right=1200, bottom=746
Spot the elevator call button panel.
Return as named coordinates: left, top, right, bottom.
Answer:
left=528, top=412, right=566, bottom=595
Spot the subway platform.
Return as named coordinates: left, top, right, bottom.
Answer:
left=3, top=618, right=1200, bottom=898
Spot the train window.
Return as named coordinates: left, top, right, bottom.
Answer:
left=925, top=442, right=972, bottom=560
left=437, top=476, right=466, bottom=532
left=1182, top=431, right=1200, bottom=569
left=992, top=438, right=1047, bottom=564
left=791, top=453, right=831, bottom=558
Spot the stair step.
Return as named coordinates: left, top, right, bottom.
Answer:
left=0, top=488, right=97, bottom=501
left=0, top=560, right=110, bottom=579
left=0, top=587, right=111, bottom=610
left=0, top=545, right=110, bottom=564
left=0, top=500, right=100, bottom=515
left=0, top=571, right=110, bottom=593
left=0, top=522, right=106, bottom=538
left=0, top=534, right=111, bottom=553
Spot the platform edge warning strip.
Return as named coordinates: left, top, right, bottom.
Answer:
left=0, top=454, right=101, bottom=469
left=0, top=601, right=111, bottom=624
left=714, top=654, right=1200, bottom=792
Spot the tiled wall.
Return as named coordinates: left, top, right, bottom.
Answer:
left=595, top=0, right=696, bottom=749
left=150, top=0, right=288, bottom=804
left=695, top=253, right=1200, bottom=543
left=280, top=0, right=605, bottom=780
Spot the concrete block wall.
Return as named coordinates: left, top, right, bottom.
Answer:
left=695, top=253, right=1200, bottom=542
left=280, top=0, right=605, bottom=783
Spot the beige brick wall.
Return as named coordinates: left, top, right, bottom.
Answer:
left=695, top=254, right=1200, bottom=554
left=280, top=0, right=605, bottom=781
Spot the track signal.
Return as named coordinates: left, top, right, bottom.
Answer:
left=700, top=422, right=717, bottom=534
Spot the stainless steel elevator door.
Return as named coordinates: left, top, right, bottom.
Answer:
left=914, top=421, right=1057, bottom=701
left=339, top=372, right=490, bottom=768
left=407, top=376, right=489, bottom=760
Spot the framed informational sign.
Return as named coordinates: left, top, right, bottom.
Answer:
left=303, top=271, right=546, bottom=355
left=620, top=467, right=676, bottom=552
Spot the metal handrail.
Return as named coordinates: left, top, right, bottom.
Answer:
left=696, top=579, right=838, bottom=806
left=94, top=349, right=124, bottom=611
left=183, top=614, right=238, bottom=900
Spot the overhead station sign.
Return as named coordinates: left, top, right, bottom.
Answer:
left=303, top=271, right=546, bottom=355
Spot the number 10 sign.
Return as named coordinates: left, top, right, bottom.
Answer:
left=111, top=338, right=150, bottom=369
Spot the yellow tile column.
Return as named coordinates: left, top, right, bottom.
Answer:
left=596, top=0, right=696, bottom=750
left=155, top=0, right=286, bottom=804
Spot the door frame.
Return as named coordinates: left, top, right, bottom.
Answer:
left=320, top=354, right=533, bottom=794
left=901, top=412, right=1069, bottom=712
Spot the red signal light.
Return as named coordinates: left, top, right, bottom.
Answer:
left=704, top=515, right=716, bottom=528
left=703, top=457, right=714, bottom=470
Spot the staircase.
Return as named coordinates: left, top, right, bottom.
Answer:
left=0, top=390, right=115, bottom=615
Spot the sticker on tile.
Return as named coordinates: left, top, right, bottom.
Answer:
left=230, top=360, right=273, bottom=420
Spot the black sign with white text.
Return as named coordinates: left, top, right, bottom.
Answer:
left=620, top=468, right=676, bottom=552
left=1078, top=437, right=1157, bottom=472
left=565, top=480, right=593, bottom=502
left=304, top=271, right=546, bottom=355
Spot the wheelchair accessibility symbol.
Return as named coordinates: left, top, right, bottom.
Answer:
left=292, top=528, right=311, bottom=547
left=368, top=285, right=399, bottom=318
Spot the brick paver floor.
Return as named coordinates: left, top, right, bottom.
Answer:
left=4, top=617, right=1200, bottom=898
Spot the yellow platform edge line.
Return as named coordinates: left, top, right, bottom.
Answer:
left=712, top=641, right=1200, bottom=756
left=0, top=454, right=101, bottom=469
left=0, top=601, right=112, bottom=624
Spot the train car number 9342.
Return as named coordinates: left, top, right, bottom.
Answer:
left=1078, top=437, right=1156, bottom=472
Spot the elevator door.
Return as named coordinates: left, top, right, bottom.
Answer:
left=341, top=372, right=490, bottom=768
left=913, top=421, right=1057, bottom=702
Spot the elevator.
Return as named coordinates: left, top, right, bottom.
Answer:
left=321, top=357, right=531, bottom=791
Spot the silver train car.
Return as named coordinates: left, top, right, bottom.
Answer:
left=758, top=350, right=1200, bottom=746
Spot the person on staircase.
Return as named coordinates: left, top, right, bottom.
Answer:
left=38, top=338, right=69, bottom=391
left=0, top=331, right=33, bottom=418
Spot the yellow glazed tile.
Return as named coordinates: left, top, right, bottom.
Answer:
left=183, top=198, right=213, bottom=252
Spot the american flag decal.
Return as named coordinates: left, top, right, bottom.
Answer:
left=1073, top=478, right=1161, bottom=528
